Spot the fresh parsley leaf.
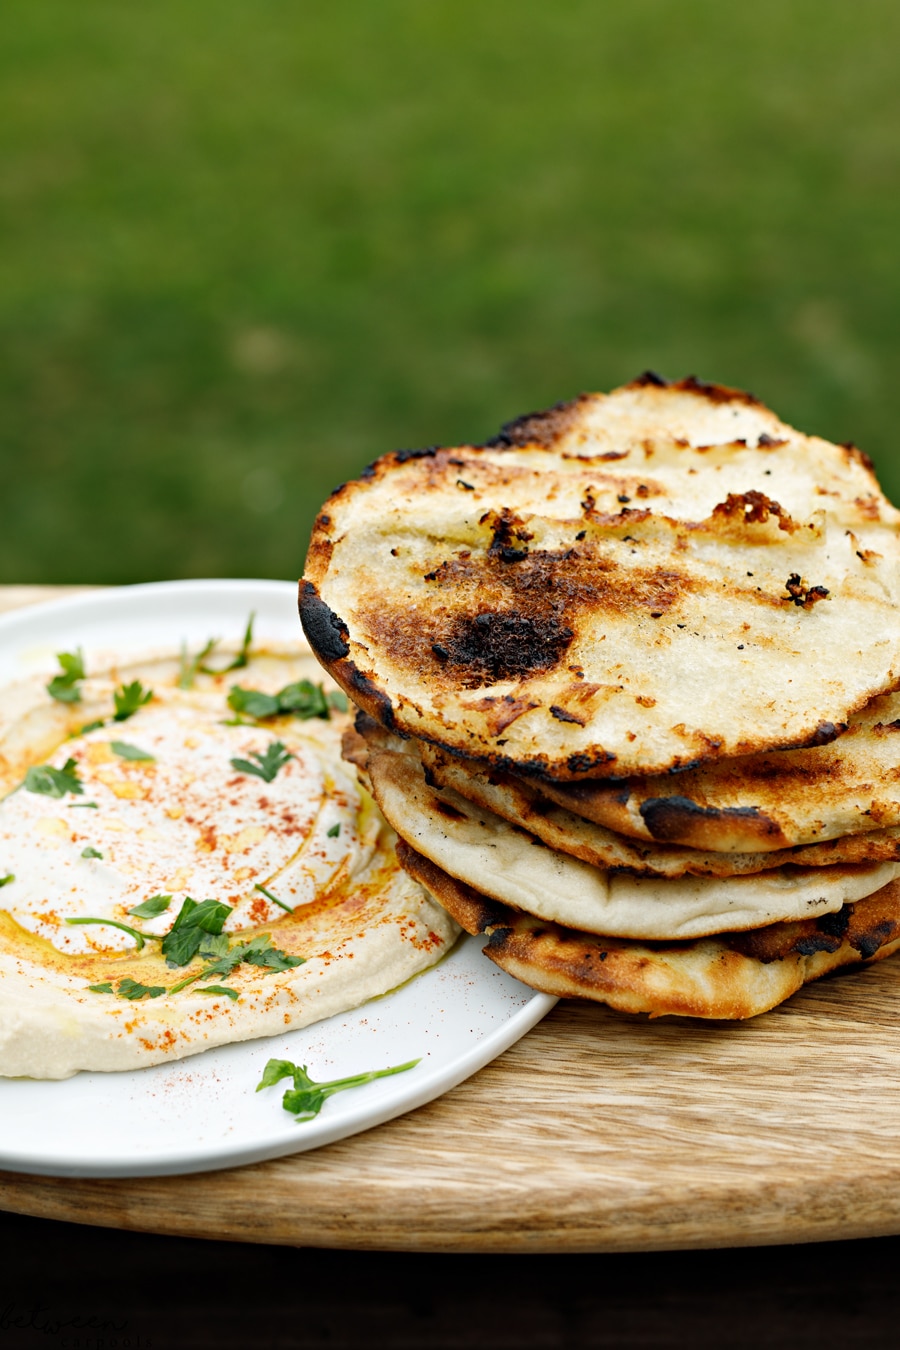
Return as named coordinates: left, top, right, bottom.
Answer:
left=201, top=933, right=303, bottom=980
left=113, top=680, right=152, bottom=721
left=184, top=898, right=233, bottom=934
left=64, top=916, right=152, bottom=949
left=327, top=690, right=349, bottom=713
left=253, top=882, right=293, bottom=914
left=255, top=1058, right=298, bottom=1090
left=87, top=982, right=114, bottom=994
left=227, top=686, right=281, bottom=719
left=160, top=929, right=199, bottom=967
left=56, top=650, right=85, bottom=680
left=227, top=678, right=332, bottom=723
left=110, top=740, right=156, bottom=762
left=256, top=1057, right=420, bottom=1122
left=25, top=758, right=84, bottom=799
left=128, top=894, right=172, bottom=919
left=202, top=612, right=255, bottom=674
left=79, top=719, right=106, bottom=734
left=167, top=970, right=203, bottom=994
left=178, top=636, right=219, bottom=690
left=46, top=649, right=85, bottom=704
left=81, top=846, right=103, bottom=859
left=198, top=985, right=240, bottom=1001
left=47, top=679, right=82, bottom=705
left=181, top=613, right=256, bottom=687
left=197, top=946, right=243, bottom=980
left=0, top=874, right=13, bottom=887
left=326, top=823, right=341, bottom=839
left=69, top=801, right=99, bottom=809
left=199, top=931, right=231, bottom=959
left=240, top=935, right=304, bottom=972
left=230, top=741, right=293, bottom=783
left=276, top=680, right=330, bottom=720
left=117, top=977, right=166, bottom=1001
left=161, top=897, right=233, bottom=967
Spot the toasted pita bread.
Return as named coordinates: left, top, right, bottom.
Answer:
left=416, top=737, right=900, bottom=875
left=303, top=375, right=900, bottom=781
left=532, top=687, right=900, bottom=852
left=358, top=737, right=900, bottom=940
left=397, top=842, right=900, bottom=1020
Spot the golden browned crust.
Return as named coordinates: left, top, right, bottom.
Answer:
left=395, top=839, right=506, bottom=935
left=351, top=719, right=900, bottom=945
left=417, top=739, right=900, bottom=875
left=302, top=378, right=900, bottom=782
left=531, top=687, right=900, bottom=852
left=397, top=844, right=900, bottom=1020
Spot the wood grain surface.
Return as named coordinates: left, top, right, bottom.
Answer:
left=3, top=586, right=900, bottom=1255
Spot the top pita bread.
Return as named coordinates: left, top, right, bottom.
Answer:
left=302, top=375, right=900, bottom=780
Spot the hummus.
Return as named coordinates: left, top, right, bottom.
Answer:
left=0, top=642, right=459, bottom=1078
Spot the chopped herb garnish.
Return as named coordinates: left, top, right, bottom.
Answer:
left=276, top=680, right=330, bottom=720
left=116, top=977, right=166, bottom=1001
left=198, top=985, right=240, bottom=1001
left=227, top=679, right=332, bottom=722
left=161, top=897, right=233, bottom=967
left=326, top=823, right=341, bottom=839
left=64, top=916, right=153, bottom=949
left=178, top=636, right=218, bottom=690
left=110, top=741, right=156, bottom=762
left=227, top=687, right=280, bottom=719
left=81, top=846, right=103, bottom=859
left=256, top=1057, right=420, bottom=1122
left=69, top=801, right=99, bottom=809
left=167, top=971, right=203, bottom=994
left=202, top=933, right=303, bottom=980
left=254, top=882, right=293, bottom=914
left=25, top=758, right=84, bottom=799
left=79, top=720, right=106, bottom=734
left=195, top=941, right=256, bottom=981
left=113, top=680, right=152, bottom=721
left=0, top=874, right=13, bottom=887
left=87, top=982, right=114, bottom=994
left=128, top=894, right=172, bottom=919
left=241, top=936, right=304, bottom=972
left=327, top=690, right=349, bottom=713
left=179, top=614, right=256, bottom=688
left=202, top=612, right=255, bottom=674
left=46, top=650, right=85, bottom=704
left=230, top=741, right=293, bottom=784
left=199, top=930, right=231, bottom=959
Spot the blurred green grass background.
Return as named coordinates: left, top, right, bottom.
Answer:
left=2, top=0, right=899, bottom=584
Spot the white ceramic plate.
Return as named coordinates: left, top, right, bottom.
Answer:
left=0, top=579, right=556, bottom=1177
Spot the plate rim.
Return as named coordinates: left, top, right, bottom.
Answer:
left=0, top=578, right=557, bottom=1177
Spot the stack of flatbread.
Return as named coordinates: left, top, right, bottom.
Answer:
left=301, top=374, right=900, bottom=1019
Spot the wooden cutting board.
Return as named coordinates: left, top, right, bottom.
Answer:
left=3, top=586, right=900, bottom=1254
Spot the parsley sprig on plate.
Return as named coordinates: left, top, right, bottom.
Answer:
left=256, top=1057, right=420, bottom=1122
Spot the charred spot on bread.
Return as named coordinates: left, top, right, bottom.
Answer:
left=639, top=796, right=783, bottom=847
